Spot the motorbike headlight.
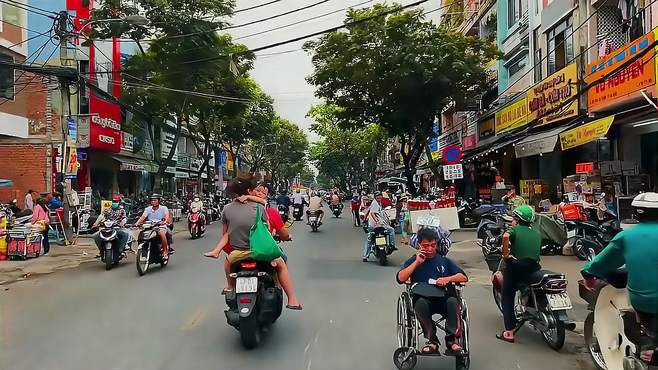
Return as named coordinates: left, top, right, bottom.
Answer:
left=100, top=231, right=117, bottom=241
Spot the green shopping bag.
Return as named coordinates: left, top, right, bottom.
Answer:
left=249, top=206, right=284, bottom=261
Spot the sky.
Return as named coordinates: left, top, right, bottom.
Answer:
left=229, top=0, right=441, bottom=141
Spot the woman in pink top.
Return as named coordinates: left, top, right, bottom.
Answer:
left=31, top=197, right=50, bottom=255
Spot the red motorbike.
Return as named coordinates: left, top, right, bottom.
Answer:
left=188, top=207, right=206, bottom=239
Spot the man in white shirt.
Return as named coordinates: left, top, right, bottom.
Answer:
left=24, top=190, right=34, bottom=211
left=363, top=192, right=396, bottom=261
left=306, top=194, right=325, bottom=225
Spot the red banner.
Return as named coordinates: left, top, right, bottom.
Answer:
left=462, top=135, right=477, bottom=150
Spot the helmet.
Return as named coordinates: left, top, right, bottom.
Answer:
left=513, top=205, right=535, bottom=223
left=632, top=192, right=658, bottom=220
left=150, top=193, right=162, bottom=200
left=112, top=194, right=122, bottom=202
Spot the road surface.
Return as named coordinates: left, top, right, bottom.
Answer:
left=0, top=207, right=593, bottom=370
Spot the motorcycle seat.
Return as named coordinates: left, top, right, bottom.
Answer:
left=528, top=269, right=564, bottom=286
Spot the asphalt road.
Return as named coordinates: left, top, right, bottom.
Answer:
left=0, top=207, right=593, bottom=370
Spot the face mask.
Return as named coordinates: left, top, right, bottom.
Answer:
left=111, top=202, right=120, bottom=210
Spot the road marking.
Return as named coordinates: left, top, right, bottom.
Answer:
left=181, top=305, right=208, bottom=331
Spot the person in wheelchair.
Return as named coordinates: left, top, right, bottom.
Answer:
left=396, top=227, right=468, bottom=355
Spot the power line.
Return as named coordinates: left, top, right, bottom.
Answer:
left=5, top=29, right=51, bottom=49
left=235, top=0, right=282, bottom=13
left=0, top=0, right=56, bottom=18
left=1, top=0, right=58, bottom=15
left=0, top=45, right=59, bottom=107
left=166, top=0, right=332, bottom=40
left=234, top=0, right=375, bottom=41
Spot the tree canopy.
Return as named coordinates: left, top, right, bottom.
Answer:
left=304, top=4, right=499, bottom=194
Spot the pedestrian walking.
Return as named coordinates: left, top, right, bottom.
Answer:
left=31, top=197, right=50, bottom=255
left=397, top=194, right=410, bottom=245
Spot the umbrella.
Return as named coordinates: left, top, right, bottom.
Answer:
left=0, top=179, right=13, bottom=187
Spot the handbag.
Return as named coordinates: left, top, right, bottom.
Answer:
left=249, top=205, right=284, bottom=261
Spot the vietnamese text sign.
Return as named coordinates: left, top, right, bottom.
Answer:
left=560, top=115, right=614, bottom=150
left=495, top=97, right=528, bottom=134
left=586, top=31, right=656, bottom=113
left=528, top=63, right=579, bottom=125
left=479, top=117, right=495, bottom=138
left=461, top=112, right=478, bottom=150
left=443, top=164, right=464, bottom=180
left=576, top=162, right=594, bottom=173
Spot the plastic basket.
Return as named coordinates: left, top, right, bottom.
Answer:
left=560, top=203, right=587, bottom=221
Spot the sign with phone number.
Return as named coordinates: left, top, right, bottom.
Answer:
left=443, top=164, right=464, bottom=180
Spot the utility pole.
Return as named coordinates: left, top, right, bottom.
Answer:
left=55, top=10, right=74, bottom=243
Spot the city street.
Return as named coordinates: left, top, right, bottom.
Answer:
left=1, top=208, right=593, bottom=370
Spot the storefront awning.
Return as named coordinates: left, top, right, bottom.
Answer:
left=113, top=155, right=157, bottom=173
left=559, top=115, right=615, bottom=151
left=514, top=123, right=578, bottom=158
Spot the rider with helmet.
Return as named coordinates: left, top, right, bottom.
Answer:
left=136, top=194, right=174, bottom=255
left=397, top=227, right=468, bottom=354
left=497, top=205, right=542, bottom=343
left=92, top=194, right=129, bottom=259
left=190, top=194, right=206, bottom=224
left=582, top=192, right=658, bottom=363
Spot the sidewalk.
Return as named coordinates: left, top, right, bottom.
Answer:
left=0, top=220, right=188, bottom=285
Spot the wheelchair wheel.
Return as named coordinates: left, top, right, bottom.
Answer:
left=397, top=292, right=415, bottom=347
left=393, top=347, right=417, bottom=370
left=456, top=302, right=470, bottom=370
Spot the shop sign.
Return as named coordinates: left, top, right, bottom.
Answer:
left=175, top=170, right=190, bottom=179
left=495, top=97, right=528, bottom=134
left=66, top=143, right=78, bottom=178
left=461, top=113, right=478, bottom=150
left=428, top=122, right=440, bottom=159
left=528, top=63, right=579, bottom=125
left=121, top=132, right=134, bottom=152
left=515, top=136, right=559, bottom=158
left=576, top=162, right=594, bottom=173
left=478, top=117, right=495, bottom=139
left=438, top=130, right=462, bottom=153
left=560, top=115, right=615, bottom=150
left=443, top=164, right=464, bottom=180
left=77, top=116, right=90, bottom=148
left=120, top=162, right=145, bottom=171
left=160, top=128, right=179, bottom=162
left=67, top=117, right=77, bottom=144
left=89, top=97, right=122, bottom=153
left=586, top=31, right=656, bottom=113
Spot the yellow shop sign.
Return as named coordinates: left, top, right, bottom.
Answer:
left=559, top=115, right=615, bottom=150
left=495, top=97, right=528, bottom=134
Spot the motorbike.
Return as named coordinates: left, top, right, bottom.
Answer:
left=188, top=207, right=206, bottom=239
left=457, top=199, right=498, bottom=228
left=482, top=242, right=574, bottom=350
left=292, top=204, right=304, bottom=221
left=330, top=203, right=343, bottom=218
left=135, top=221, right=172, bottom=276
left=308, top=210, right=321, bottom=232
left=98, top=220, right=131, bottom=270
left=205, top=200, right=215, bottom=225
left=572, top=218, right=622, bottom=260
left=277, top=204, right=289, bottom=223
left=224, top=258, right=283, bottom=349
left=366, top=226, right=395, bottom=266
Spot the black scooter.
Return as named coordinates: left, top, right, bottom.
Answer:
left=225, top=259, right=283, bottom=349
left=292, top=204, right=303, bottom=221
left=277, top=204, right=289, bottom=223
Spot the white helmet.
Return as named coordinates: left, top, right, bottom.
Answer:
left=632, top=192, right=658, bottom=220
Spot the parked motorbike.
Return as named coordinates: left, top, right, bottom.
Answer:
left=224, top=259, right=283, bottom=349
left=457, top=199, right=498, bottom=228
left=292, top=204, right=303, bottom=221
left=483, top=241, right=574, bottom=350
left=367, top=226, right=395, bottom=265
left=308, top=210, right=321, bottom=232
left=188, top=207, right=206, bottom=239
left=278, top=204, right=289, bottom=223
left=135, top=221, right=171, bottom=276
left=330, top=203, right=343, bottom=218
left=572, top=219, right=622, bottom=260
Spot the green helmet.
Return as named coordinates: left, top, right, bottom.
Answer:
left=513, top=204, right=535, bottom=223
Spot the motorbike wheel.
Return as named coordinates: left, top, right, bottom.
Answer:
left=239, top=315, right=261, bottom=349
left=540, top=311, right=566, bottom=351
left=190, top=228, right=196, bottom=240
left=104, top=246, right=113, bottom=271
left=136, top=245, right=150, bottom=276
left=456, top=355, right=470, bottom=370
left=574, top=238, right=589, bottom=261
left=311, top=224, right=318, bottom=232
left=584, top=312, right=607, bottom=370
left=378, top=252, right=387, bottom=266
left=393, top=347, right=417, bottom=370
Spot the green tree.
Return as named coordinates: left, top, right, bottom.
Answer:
left=308, top=104, right=387, bottom=189
left=304, top=4, right=499, bottom=194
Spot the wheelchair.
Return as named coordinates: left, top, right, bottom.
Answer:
left=394, top=281, right=471, bottom=370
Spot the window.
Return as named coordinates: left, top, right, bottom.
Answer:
left=547, top=17, right=574, bottom=74
left=533, top=29, right=542, bottom=82
left=78, top=60, right=89, bottom=114
left=508, top=55, right=528, bottom=79
left=508, top=0, right=522, bottom=27
left=0, top=53, right=15, bottom=100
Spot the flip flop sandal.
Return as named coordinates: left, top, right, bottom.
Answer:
left=444, top=342, right=464, bottom=356
left=495, top=332, right=515, bottom=343
left=221, top=289, right=233, bottom=295
left=421, top=341, right=440, bottom=354
left=286, top=304, right=303, bottom=310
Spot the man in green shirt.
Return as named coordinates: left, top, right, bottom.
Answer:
left=582, top=192, right=658, bottom=364
left=496, top=205, right=542, bottom=343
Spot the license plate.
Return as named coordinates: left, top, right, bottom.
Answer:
left=375, top=237, right=387, bottom=246
left=236, top=277, right=258, bottom=293
left=309, top=217, right=317, bottom=222
left=567, top=230, right=576, bottom=238
left=547, top=292, right=572, bottom=310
